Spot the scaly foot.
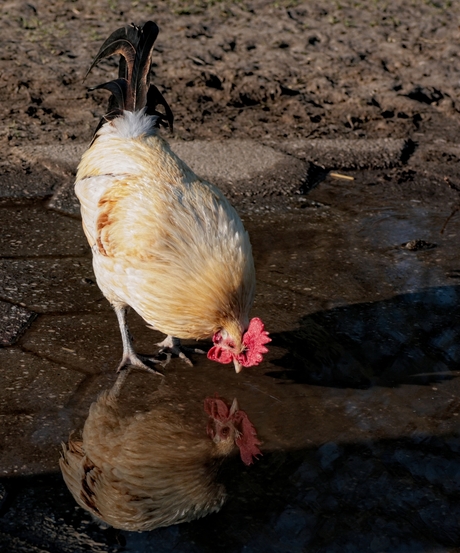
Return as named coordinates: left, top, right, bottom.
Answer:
left=156, top=335, right=206, bottom=367
left=110, top=360, right=163, bottom=398
left=114, top=304, right=164, bottom=376
left=116, top=351, right=164, bottom=376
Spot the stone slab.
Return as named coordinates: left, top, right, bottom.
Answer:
left=0, top=205, right=87, bottom=257
left=0, top=302, right=36, bottom=346
left=0, top=349, right=85, bottom=415
left=19, top=139, right=309, bottom=216
left=0, top=169, right=64, bottom=201
left=170, top=139, right=307, bottom=196
left=47, top=179, right=81, bottom=216
left=277, top=138, right=410, bottom=169
left=17, top=137, right=419, bottom=217
left=20, top=311, right=164, bottom=375
left=0, top=258, right=103, bottom=313
left=0, top=349, right=86, bottom=476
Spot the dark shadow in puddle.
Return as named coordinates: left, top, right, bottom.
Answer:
left=268, top=285, right=460, bottom=388
left=2, top=432, right=460, bottom=552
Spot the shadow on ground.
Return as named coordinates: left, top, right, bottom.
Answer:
left=269, top=285, right=460, bottom=389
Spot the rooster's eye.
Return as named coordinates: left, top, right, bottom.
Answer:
left=220, top=427, right=230, bottom=438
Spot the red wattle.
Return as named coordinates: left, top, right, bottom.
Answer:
left=207, top=345, right=233, bottom=364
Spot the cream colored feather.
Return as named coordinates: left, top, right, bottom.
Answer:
left=76, top=114, right=255, bottom=340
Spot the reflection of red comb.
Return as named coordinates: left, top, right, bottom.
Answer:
left=238, top=318, right=271, bottom=367
left=232, top=410, right=262, bottom=465
left=204, top=395, right=262, bottom=466
left=204, top=395, right=232, bottom=422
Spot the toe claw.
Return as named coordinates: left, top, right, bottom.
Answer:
left=160, top=352, right=172, bottom=367
left=178, top=351, right=194, bottom=367
left=146, top=366, right=164, bottom=376
left=116, top=353, right=163, bottom=376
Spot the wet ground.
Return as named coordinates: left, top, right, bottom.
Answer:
left=2, top=133, right=460, bottom=552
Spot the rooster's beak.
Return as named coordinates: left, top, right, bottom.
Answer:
left=233, top=358, right=243, bottom=373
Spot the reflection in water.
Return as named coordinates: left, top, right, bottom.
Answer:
left=59, top=376, right=261, bottom=532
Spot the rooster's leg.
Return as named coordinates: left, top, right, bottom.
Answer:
left=114, top=305, right=163, bottom=375
left=156, top=335, right=206, bottom=367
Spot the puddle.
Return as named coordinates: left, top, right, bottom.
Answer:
left=2, top=170, right=460, bottom=551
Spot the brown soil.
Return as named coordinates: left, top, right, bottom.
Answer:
left=2, top=0, right=460, bottom=158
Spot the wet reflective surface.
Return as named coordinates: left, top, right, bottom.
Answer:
left=59, top=383, right=261, bottom=533
left=2, top=165, right=460, bottom=551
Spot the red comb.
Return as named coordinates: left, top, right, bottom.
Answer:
left=203, top=395, right=262, bottom=466
left=207, top=318, right=270, bottom=368
left=237, top=317, right=271, bottom=367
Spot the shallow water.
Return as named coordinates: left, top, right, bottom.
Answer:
left=2, top=168, right=460, bottom=552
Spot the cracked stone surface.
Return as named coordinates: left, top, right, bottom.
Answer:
left=0, top=205, right=87, bottom=257
left=277, top=138, right=410, bottom=170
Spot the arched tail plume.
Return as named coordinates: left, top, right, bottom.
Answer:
left=87, top=21, right=173, bottom=132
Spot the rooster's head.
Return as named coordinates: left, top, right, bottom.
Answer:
left=207, top=317, right=270, bottom=373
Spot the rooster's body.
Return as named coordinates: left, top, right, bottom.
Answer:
left=75, top=21, right=269, bottom=373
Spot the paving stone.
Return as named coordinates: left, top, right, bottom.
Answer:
left=20, top=312, right=159, bottom=374
left=170, top=139, right=308, bottom=196
left=0, top=480, right=119, bottom=552
left=48, top=180, right=81, bottom=217
left=0, top=167, right=64, bottom=201
left=0, top=258, right=102, bottom=313
left=0, top=350, right=86, bottom=476
left=0, top=411, right=72, bottom=476
left=12, top=143, right=85, bottom=175
left=19, top=139, right=308, bottom=218
left=13, top=143, right=83, bottom=215
left=277, top=138, right=410, bottom=169
left=21, top=140, right=304, bottom=189
left=0, top=349, right=85, bottom=413
left=0, top=205, right=87, bottom=257
left=0, top=301, right=36, bottom=346
left=0, top=533, right=50, bottom=553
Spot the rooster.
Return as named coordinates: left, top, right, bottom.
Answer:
left=75, top=21, right=270, bottom=374
left=59, top=380, right=262, bottom=531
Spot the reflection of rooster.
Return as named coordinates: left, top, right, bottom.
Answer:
left=75, top=21, right=270, bottom=373
left=60, top=389, right=261, bottom=531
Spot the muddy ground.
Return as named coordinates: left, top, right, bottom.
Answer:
left=2, top=0, right=460, bottom=151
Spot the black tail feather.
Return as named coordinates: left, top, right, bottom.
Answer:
left=131, top=21, right=159, bottom=111
left=87, top=21, right=173, bottom=132
left=90, top=79, right=129, bottom=113
left=146, top=84, right=174, bottom=130
left=85, top=26, right=138, bottom=84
